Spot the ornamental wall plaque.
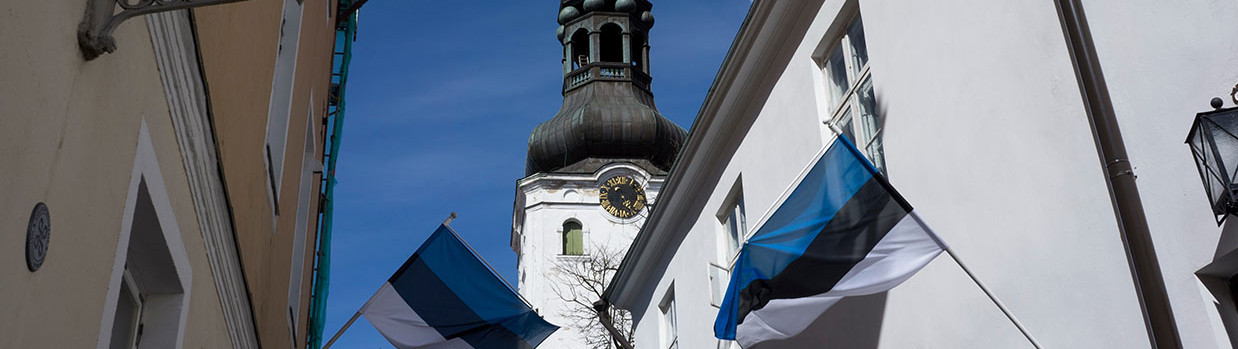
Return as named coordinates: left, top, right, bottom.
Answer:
left=25, top=202, right=50, bottom=272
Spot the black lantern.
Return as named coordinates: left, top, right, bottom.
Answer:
left=1187, top=96, right=1238, bottom=224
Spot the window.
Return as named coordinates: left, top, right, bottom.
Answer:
left=265, top=0, right=305, bottom=207
left=713, top=188, right=746, bottom=307
left=630, top=33, right=647, bottom=70
left=660, top=287, right=678, bottom=349
left=570, top=29, right=590, bottom=69
left=599, top=24, right=624, bottom=63
left=102, top=179, right=190, bottom=349
left=108, top=271, right=142, bottom=349
left=822, top=14, right=884, bottom=174
left=562, top=221, right=583, bottom=255
left=288, top=104, right=320, bottom=337
left=719, top=197, right=747, bottom=265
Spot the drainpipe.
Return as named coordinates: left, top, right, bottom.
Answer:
left=1052, top=0, right=1182, bottom=348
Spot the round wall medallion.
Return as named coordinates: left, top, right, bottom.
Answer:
left=25, top=202, right=50, bottom=272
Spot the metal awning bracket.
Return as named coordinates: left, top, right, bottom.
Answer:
left=78, top=0, right=254, bottom=60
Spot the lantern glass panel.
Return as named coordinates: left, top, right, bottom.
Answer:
left=1207, top=113, right=1238, bottom=182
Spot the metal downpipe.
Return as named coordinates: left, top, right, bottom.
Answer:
left=1052, top=0, right=1182, bottom=347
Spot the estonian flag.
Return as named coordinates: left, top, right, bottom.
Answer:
left=360, top=224, right=558, bottom=349
left=714, top=137, right=945, bottom=347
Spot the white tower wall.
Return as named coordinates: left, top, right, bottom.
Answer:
left=513, top=162, right=663, bottom=348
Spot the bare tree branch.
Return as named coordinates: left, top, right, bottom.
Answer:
left=550, top=246, right=635, bottom=349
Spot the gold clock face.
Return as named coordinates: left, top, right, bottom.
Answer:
left=599, top=176, right=646, bottom=219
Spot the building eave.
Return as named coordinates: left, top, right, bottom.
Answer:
left=604, top=0, right=827, bottom=309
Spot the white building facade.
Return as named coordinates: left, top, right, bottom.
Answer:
left=605, top=0, right=1238, bottom=348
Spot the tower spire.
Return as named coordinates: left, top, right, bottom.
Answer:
left=527, top=0, right=685, bottom=176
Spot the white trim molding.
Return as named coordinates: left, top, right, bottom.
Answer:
left=147, top=10, right=259, bottom=348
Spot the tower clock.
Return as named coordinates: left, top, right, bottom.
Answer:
left=599, top=176, right=646, bottom=219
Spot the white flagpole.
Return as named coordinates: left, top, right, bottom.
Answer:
left=911, top=212, right=1044, bottom=349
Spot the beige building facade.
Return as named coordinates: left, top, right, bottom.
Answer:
left=0, top=0, right=349, bottom=347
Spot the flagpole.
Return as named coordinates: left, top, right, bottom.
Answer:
left=911, top=212, right=1044, bottom=349
left=322, top=213, right=461, bottom=349
left=321, top=311, right=361, bottom=349
left=321, top=282, right=386, bottom=349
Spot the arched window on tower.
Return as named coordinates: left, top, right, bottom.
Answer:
left=630, top=33, right=647, bottom=70
left=599, top=24, right=624, bottom=63
left=570, top=29, right=590, bottom=70
left=562, top=221, right=583, bottom=255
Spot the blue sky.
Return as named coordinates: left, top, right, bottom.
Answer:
left=323, top=1, right=752, bottom=347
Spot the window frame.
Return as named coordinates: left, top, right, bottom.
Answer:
left=264, top=0, right=306, bottom=214
left=659, top=288, right=678, bottom=349
left=109, top=270, right=144, bottom=349
left=820, top=14, right=885, bottom=174
left=287, top=103, right=320, bottom=339
left=720, top=200, right=746, bottom=266
left=716, top=182, right=748, bottom=269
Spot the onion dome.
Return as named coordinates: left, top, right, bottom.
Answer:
left=583, top=0, right=605, bottom=11
left=558, top=6, right=581, bottom=25
left=616, top=0, right=637, bottom=13
left=526, top=89, right=686, bottom=175
left=640, top=11, right=655, bottom=26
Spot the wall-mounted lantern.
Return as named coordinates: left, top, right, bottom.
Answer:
left=1186, top=87, right=1238, bottom=224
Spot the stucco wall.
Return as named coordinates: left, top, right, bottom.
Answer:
left=0, top=4, right=231, bottom=349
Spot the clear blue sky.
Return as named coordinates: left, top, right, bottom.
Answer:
left=323, top=1, right=752, bottom=347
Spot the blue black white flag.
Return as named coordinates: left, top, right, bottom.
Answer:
left=714, top=137, right=945, bottom=347
left=361, top=224, right=558, bottom=349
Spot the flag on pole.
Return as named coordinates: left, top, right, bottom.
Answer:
left=361, top=224, right=558, bottom=349
left=714, top=137, right=945, bottom=347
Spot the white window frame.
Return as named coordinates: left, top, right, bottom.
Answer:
left=288, top=99, right=320, bottom=342
left=659, top=286, right=678, bottom=349
left=718, top=198, right=747, bottom=267
left=711, top=181, right=747, bottom=307
left=109, top=270, right=143, bottom=349
left=819, top=14, right=885, bottom=174
left=265, top=0, right=306, bottom=216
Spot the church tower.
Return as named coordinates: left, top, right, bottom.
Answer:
left=512, top=0, right=686, bottom=347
